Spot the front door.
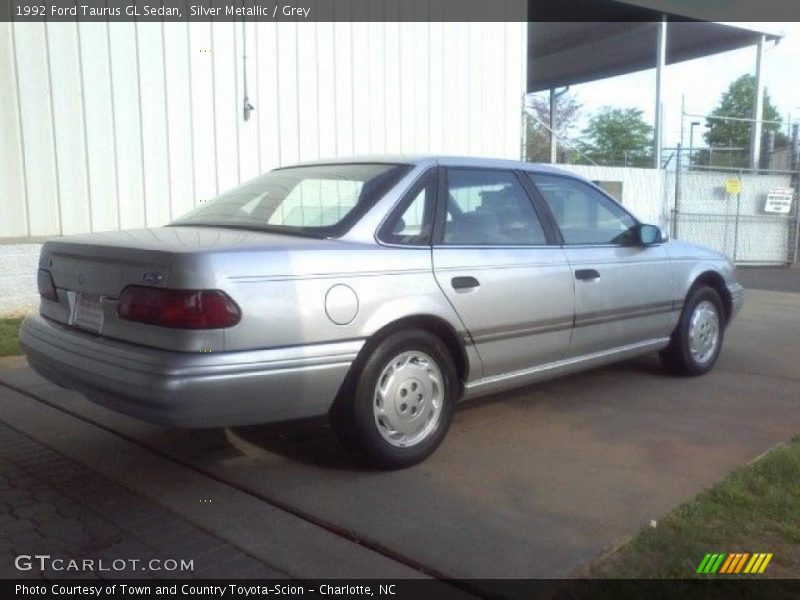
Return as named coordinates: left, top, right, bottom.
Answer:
left=432, top=168, right=575, bottom=378
left=527, top=172, right=676, bottom=356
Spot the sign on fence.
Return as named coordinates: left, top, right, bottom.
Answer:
left=764, top=188, right=794, bottom=214
left=725, top=178, right=743, bottom=195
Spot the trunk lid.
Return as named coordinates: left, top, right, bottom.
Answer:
left=38, top=226, right=333, bottom=351
left=45, top=238, right=174, bottom=299
left=42, top=225, right=327, bottom=297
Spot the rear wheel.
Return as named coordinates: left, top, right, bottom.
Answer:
left=660, top=285, right=724, bottom=376
left=330, top=329, right=458, bottom=469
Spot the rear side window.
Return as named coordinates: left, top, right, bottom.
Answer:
left=528, top=173, right=636, bottom=245
left=443, top=169, right=547, bottom=246
left=172, top=163, right=411, bottom=237
left=380, top=171, right=437, bottom=246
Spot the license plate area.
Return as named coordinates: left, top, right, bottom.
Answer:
left=73, top=293, right=104, bottom=334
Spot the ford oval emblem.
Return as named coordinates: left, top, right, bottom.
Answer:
left=142, top=271, right=163, bottom=285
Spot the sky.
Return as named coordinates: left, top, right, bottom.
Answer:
left=535, top=22, right=800, bottom=151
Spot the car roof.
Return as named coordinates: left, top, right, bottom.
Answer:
left=284, top=155, right=585, bottom=178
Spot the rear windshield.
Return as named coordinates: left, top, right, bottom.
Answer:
left=171, top=163, right=411, bottom=237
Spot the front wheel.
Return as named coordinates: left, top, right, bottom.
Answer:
left=660, top=285, right=725, bottom=376
left=330, top=329, right=458, bottom=469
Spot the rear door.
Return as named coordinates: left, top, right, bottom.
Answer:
left=431, top=167, right=574, bottom=378
left=526, top=172, right=675, bottom=356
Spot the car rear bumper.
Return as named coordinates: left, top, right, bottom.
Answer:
left=20, top=315, right=363, bottom=428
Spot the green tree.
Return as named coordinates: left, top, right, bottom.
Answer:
left=697, top=74, right=788, bottom=167
left=576, top=107, right=653, bottom=167
left=523, top=91, right=582, bottom=163
left=704, top=74, right=785, bottom=150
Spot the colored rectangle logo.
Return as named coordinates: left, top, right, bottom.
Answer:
left=697, top=552, right=772, bottom=575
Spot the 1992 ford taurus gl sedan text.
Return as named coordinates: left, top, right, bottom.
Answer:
left=21, top=156, right=744, bottom=468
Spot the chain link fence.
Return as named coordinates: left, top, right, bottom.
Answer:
left=521, top=113, right=800, bottom=265
left=668, top=157, right=799, bottom=265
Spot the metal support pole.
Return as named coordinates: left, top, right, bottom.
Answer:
left=679, top=95, right=685, bottom=169
left=750, top=35, right=766, bottom=170
left=660, top=100, right=665, bottom=153
left=549, top=89, right=557, bottom=164
left=521, top=94, right=528, bottom=161
left=654, top=16, right=667, bottom=170
left=673, top=143, right=682, bottom=238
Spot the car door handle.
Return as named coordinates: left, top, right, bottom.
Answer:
left=451, top=276, right=480, bottom=290
left=575, top=269, right=600, bottom=281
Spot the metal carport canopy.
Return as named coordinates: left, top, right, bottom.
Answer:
left=528, top=20, right=783, bottom=93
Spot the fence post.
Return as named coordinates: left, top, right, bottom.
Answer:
left=730, top=171, right=742, bottom=262
left=673, top=143, right=682, bottom=238
left=793, top=197, right=800, bottom=265
left=791, top=124, right=800, bottom=264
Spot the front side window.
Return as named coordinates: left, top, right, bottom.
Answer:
left=528, top=173, right=636, bottom=245
left=443, top=169, right=547, bottom=245
left=172, top=163, right=411, bottom=237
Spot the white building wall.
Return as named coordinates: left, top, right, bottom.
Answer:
left=0, top=244, right=40, bottom=317
left=0, top=18, right=526, bottom=316
left=0, top=19, right=527, bottom=240
left=553, top=164, right=668, bottom=228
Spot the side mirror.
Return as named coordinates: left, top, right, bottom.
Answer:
left=636, top=224, right=663, bottom=246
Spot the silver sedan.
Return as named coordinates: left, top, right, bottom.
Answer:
left=21, top=156, right=744, bottom=468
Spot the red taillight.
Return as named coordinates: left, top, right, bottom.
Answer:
left=117, top=286, right=241, bottom=329
left=37, top=269, right=58, bottom=302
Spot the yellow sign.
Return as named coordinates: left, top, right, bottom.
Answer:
left=725, top=178, right=743, bottom=195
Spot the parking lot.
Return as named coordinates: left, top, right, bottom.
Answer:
left=1, top=276, right=799, bottom=589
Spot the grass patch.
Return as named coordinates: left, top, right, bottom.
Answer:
left=0, top=317, right=24, bottom=357
left=586, top=437, right=800, bottom=579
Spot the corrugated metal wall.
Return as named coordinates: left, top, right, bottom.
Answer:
left=0, top=20, right=527, bottom=239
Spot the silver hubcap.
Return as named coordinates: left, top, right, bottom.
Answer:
left=688, top=300, right=720, bottom=365
left=373, top=351, right=444, bottom=448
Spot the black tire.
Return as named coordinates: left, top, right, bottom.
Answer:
left=660, top=284, right=725, bottom=376
left=329, top=329, right=458, bottom=469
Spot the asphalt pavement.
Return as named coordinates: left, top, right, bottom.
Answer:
left=737, top=265, right=800, bottom=294
left=1, top=282, right=798, bottom=586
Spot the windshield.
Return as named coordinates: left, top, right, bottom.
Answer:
left=171, top=163, right=411, bottom=237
